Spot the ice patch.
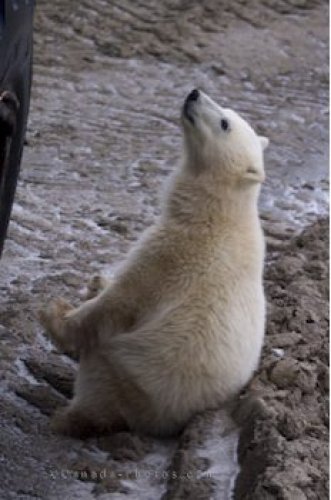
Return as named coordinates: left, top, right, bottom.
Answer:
left=114, top=440, right=176, bottom=500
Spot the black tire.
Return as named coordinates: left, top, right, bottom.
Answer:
left=0, top=2, right=33, bottom=257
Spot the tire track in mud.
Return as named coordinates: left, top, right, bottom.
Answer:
left=33, top=0, right=327, bottom=65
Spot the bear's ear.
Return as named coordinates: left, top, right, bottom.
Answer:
left=259, top=136, right=269, bottom=151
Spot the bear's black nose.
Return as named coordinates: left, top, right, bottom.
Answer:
left=187, top=89, right=200, bottom=102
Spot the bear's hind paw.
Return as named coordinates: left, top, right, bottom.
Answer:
left=39, top=298, right=74, bottom=354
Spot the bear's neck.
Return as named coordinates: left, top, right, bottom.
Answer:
left=163, top=172, right=261, bottom=230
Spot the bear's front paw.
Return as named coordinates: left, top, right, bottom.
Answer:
left=39, top=298, right=74, bottom=354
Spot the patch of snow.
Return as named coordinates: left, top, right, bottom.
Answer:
left=196, top=411, right=240, bottom=500
left=271, top=348, right=285, bottom=358
left=14, top=358, right=41, bottom=386
left=115, top=440, right=176, bottom=500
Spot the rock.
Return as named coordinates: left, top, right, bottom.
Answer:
left=270, top=332, right=302, bottom=348
left=269, top=359, right=300, bottom=388
left=295, top=363, right=318, bottom=394
left=277, top=410, right=306, bottom=439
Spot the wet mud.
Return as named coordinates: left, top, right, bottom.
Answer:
left=0, top=0, right=328, bottom=498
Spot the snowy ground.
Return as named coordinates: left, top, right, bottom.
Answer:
left=0, top=1, right=328, bottom=499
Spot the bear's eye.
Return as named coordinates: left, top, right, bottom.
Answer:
left=220, top=118, right=229, bottom=131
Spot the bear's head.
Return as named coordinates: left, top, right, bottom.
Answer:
left=181, top=89, right=269, bottom=186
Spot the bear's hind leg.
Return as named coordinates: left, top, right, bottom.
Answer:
left=39, top=298, right=76, bottom=356
left=40, top=296, right=100, bottom=357
left=51, top=354, right=128, bottom=438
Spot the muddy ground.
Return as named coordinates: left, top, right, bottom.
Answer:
left=0, top=0, right=329, bottom=499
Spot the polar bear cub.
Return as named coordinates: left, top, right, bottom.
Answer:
left=40, top=89, right=269, bottom=438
